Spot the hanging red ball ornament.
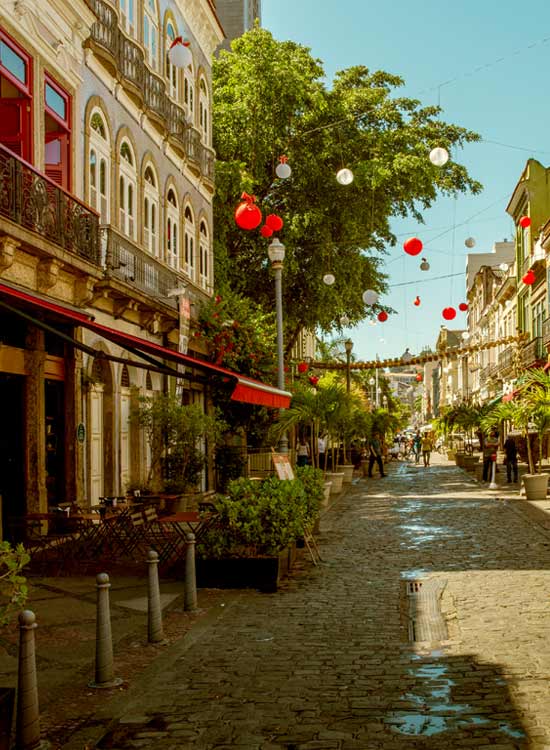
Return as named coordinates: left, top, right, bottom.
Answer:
left=297, top=362, right=308, bottom=373
left=377, top=311, right=388, bottom=322
left=234, top=193, right=262, bottom=230
left=309, top=375, right=319, bottom=386
left=442, top=307, right=456, bottom=321
left=522, top=269, right=535, bottom=285
left=415, top=373, right=423, bottom=382
left=458, top=302, right=469, bottom=312
left=265, top=214, right=284, bottom=232
left=519, top=216, right=531, bottom=228
left=260, top=225, right=273, bottom=238
left=403, top=237, right=423, bottom=256
left=414, top=296, right=421, bottom=306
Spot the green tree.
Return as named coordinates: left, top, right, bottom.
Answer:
left=213, top=27, right=481, bottom=351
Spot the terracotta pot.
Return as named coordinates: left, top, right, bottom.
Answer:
left=522, top=472, right=549, bottom=501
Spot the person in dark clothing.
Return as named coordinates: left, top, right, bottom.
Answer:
left=368, top=432, right=386, bottom=478
left=482, top=430, right=499, bottom=482
left=503, top=434, right=519, bottom=483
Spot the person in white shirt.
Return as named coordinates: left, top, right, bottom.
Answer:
left=318, top=435, right=326, bottom=470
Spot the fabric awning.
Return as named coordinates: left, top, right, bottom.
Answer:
left=0, top=284, right=292, bottom=408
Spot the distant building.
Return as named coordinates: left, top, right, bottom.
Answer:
left=216, top=0, right=261, bottom=51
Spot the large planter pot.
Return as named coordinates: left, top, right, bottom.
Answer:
left=322, top=481, right=332, bottom=507
left=463, top=455, right=479, bottom=472
left=454, top=452, right=466, bottom=468
left=326, top=472, right=344, bottom=495
left=196, top=547, right=294, bottom=593
left=0, top=688, right=14, bottom=750
left=447, top=450, right=456, bottom=461
left=338, top=464, right=355, bottom=484
left=523, top=472, right=549, bottom=501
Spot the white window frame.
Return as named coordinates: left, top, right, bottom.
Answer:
left=166, top=188, right=179, bottom=269
left=184, top=204, right=195, bottom=279
left=184, top=62, right=194, bottom=120
left=199, top=220, right=209, bottom=289
left=143, top=165, right=159, bottom=257
left=119, top=0, right=135, bottom=36
left=89, top=109, right=110, bottom=223
left=143, top=0, right=159, bottom=70
left=119, top=140, right=136, bottom=240
left=165, top=21, right=179, bottom=100
left=198, top=78, right=209, bottom=145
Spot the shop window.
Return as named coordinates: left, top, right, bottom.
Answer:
left=0, top=29, right=32, bottom=161
left=44, top=74, right=71, bottom=190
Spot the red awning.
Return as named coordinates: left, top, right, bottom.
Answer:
left=503, top=389, right=519, bottom=402
left=0, top=283, right=291, bottom=408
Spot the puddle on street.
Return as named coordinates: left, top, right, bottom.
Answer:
left=385, top=658, right=527, bottom=739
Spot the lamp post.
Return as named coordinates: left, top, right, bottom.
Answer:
left=267, top=238, right=288, bottom=454
left=369, top=376, right=375, bottom=405
left=344, top=339, right=353, bottom=394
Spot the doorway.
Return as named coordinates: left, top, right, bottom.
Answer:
left=0, top=374, right=25, bottom=540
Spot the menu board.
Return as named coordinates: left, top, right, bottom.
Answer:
left=272, top=452, right=295, bottom=480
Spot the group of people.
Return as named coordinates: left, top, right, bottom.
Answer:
left=482, top=430, right=519, bottom=483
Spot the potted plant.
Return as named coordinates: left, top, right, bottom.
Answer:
left=196, top=467, right=323, bottom=592
left=132, top=395, right=226, bottom=510
left=0, top=541, right=30, bottom=749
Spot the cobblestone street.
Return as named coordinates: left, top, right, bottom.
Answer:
left=73, top=457, right=550, bottom=750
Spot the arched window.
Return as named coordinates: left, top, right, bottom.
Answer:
left=198, top=78, right=209, bottom=145
left=184, top=62, right=194, bottom=120
left=184, top=205, right=195, bottom=278
left=199, top=220, right=209, bottom=289
left=143, top=165, right=159, bottom=257
left=119, top=0, right=135, bottom=36
left=143, top=0, right=159, bottom=70
left=89, top=109, right=110, bottom=223
left=119, top=139, right=136, bottom=239
left=145, top=371, right=153, bottom=391
left=165, top=21, right=179, bottom=100
left=166, top=188, right=179, bottom=269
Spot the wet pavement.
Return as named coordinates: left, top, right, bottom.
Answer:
left=64, top=456, right=550, bottom=749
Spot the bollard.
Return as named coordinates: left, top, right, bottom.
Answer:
left=184, top=532, right=198, bottom=612
left=147, top=550, right=166, bottom=644
left=16, top=610, right=40, bottom=750
left=489, top=454, right=498, bottom=490
left=89, top=573, right=123, bottom=688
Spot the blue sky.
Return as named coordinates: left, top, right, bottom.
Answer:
left=262, top=0, right=550, bottom=362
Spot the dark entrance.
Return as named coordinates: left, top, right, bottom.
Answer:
left=45, top=379, right=65, bottom=507
left=0, top=374, right=25, bottom=540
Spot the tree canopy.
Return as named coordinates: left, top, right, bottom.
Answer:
left=213, top=27, right=482, bottom=353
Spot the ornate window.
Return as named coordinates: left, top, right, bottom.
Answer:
left=198, top=78, right=209, bottom=145
left=143, top=165, right=159, bottom=257
left=119, top=139, right=136, bottom=239
left=184, top=61, right=194, bottom=119
left=119, top=0, right=135, bottom=36
left=143, top=0, right=159, bottom=70
left=184, top=204, right=195, bottom=278
left=166, top=188, right=179, bottom=269
left=89, top=109, right=110, bottom=223
left=165, top=21, right=179, bottom=100
left=199, top=219, right=209, bottom=289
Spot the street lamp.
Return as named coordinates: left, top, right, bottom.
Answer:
left=344, top=339, right=353, bottom=393
left=267, top=238, right=288, bottom=454
left=369, top=376, right=375, bottom=404
left=382, top=395, right=388, bottom=409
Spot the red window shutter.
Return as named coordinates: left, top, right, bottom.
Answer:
left=0, top=98, right=31, bottom=161
left=45, top=132, right=70, bottom=190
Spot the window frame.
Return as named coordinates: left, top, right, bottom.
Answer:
left=89, top=108, right=110, bottom=223
left=166, top=188, right=179, bottom=269
left=119, top=138, right=136, bottom=240
left=184, top=204, right=195, bottom=278
left=143, top=164, right=159, bottom=257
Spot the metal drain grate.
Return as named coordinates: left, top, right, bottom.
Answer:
left=407, top=581, right=423, bottom=594
left=405, top=578, right=448, bottom=643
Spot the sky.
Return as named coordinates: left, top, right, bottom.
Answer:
left=262, top=0, right=550, bottom=363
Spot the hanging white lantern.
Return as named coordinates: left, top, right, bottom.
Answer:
left=462, top=331, right=470, bottom=341
left=340, top=314, right=350, bottom=326
left=323, top=273, right=335, bottom=286
left=336, top=168, right=354, bottom=185
left=168, top=37, right=192, bottom=69
left=464, top=237, right=476, bottom=248
left=362, top=289, right=379, bottom=305
left=275, top=156, right=291, bottom=179
left=420, top=258, right=430, bottom=271
left=499, top=262, right=509, bottom=272
left=429, top=147, right=449, bottom=167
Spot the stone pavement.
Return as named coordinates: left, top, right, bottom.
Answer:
left=58, top=453, right=550, bottom=749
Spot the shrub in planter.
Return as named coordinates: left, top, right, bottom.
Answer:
left=0, top=541, right=30, bottom=626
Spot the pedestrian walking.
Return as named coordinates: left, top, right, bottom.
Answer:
left=482, top=430, right=499, bottom=482
left=317, top=434, right=326, bottom=470
left=503, top=433, right=519, bottom=483
left=413, top=431, right=422, bottom=464
left=421, top=433, right=432, bottom=467
left=296, top=438, right=310, bottom=467
left=368, top=431, right=386, bottom=478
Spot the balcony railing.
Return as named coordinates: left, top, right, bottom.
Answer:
left=87, top=0, right=214, bottom=180
left=521, top=336, right=545, bottom=368
left=102, top=226, right=181, bottom=302
left=479, top=365, right=492, bottom=386
left=498, top=346, right=514, bottom=374
left=543, top=317, right=550, bottom=346
left=0, top=145, right=100, bottom=265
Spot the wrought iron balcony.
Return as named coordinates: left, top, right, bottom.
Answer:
left=498, top=345, right=514, bottom=374
left=521, top=336, right=545, bottom=368
left=87, top=0, right=214, bottom=178
left=543, top=317, right=550, bottom=346
left=0, top=145, right=100, bottom=265
left=479, top=365, right=492, bottom=385
left=102, top=226, right=181, bottom=303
